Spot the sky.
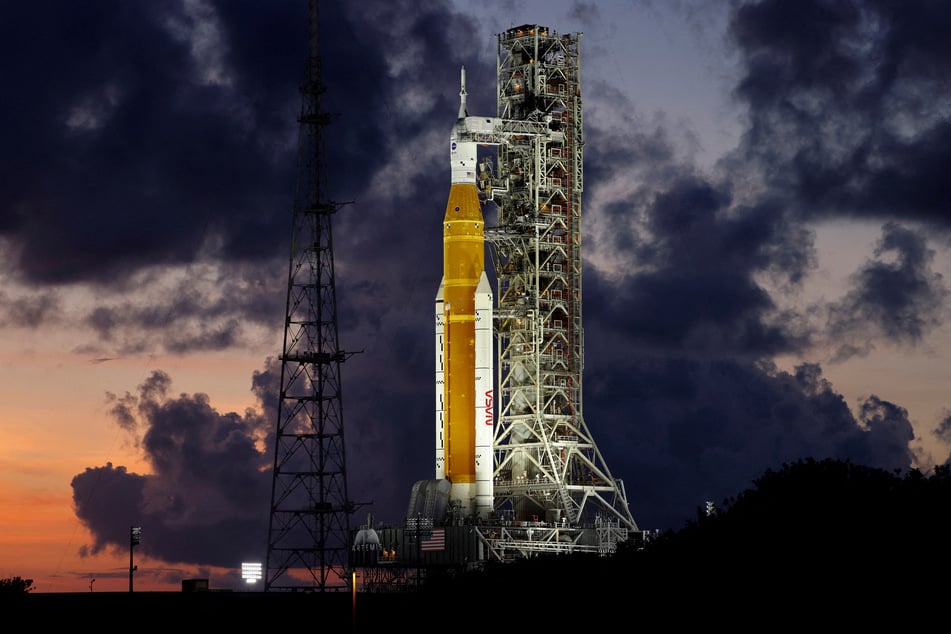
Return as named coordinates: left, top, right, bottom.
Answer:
left=2, top=0, right=950, bottom=592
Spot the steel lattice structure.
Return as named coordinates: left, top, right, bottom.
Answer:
left=265, top=0, right=355, bottom=592
left=486, top=25, right=639, bottom=549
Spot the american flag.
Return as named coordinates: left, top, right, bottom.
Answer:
left=420, top=528, right=445, bottom=552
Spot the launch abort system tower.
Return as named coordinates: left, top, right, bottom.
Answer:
left=484, top=24, right=639, bottom=555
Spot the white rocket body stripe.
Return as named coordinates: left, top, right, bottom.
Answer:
left=474, top=270, right=494, bottom=517
left=435, top=280, right=445, bottom=480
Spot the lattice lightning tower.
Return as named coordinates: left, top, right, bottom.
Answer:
left=265, top=0, right=356, bottom=591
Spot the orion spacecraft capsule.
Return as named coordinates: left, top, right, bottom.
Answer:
left=435, top=67, right=495, bottom=519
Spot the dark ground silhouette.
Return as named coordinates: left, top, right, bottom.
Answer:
left=11, top=458, right=949, bottom=628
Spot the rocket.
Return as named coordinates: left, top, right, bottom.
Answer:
left=435, top=67, right=494, bottom=520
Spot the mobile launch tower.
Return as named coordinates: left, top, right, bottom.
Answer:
left=364, top=25, right=641, bottom=583
left=482, top=24, right=639, bottom=554
left=485, top=25, right=638, bottom=550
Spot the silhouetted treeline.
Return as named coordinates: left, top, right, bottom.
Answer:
left=634, top=457, right=951, bottom=567
left=15, top=459, right=947, bottom=627
left=0, top=576, right=34, bottom=594
left=423, top=458, right=951, bottom=621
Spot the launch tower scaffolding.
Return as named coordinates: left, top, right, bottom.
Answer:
left=486, top=24, right=639, bottom=554
left=265, top=0, right=356, bottom=591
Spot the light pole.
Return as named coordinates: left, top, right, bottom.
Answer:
left=129, top=526, right=141, bottom=592
left=351, top=570, right=357, bottom=632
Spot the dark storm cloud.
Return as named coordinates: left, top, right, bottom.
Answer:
left=87, top=304, right=243, bottom=355
left=586, top=358, right=915, bottom=531
left=575, top=0, right=939, bottom=532
left=73, top=370, right=272, bottom=568
left=106, top=389, right=139, bottom=435
left=566, top=1, right=601, bottom=26
left=583, top=170, right=815, bottom=358
left=1, top=0, right=480, bottom=352
left=81, top=261, right=285, bottom=354
left=729, top=0, right=951, bottom=225
left=935, top=413, right=951, bottom=463
left=0, top=291, right=60, bottom=328
left=74, top=354, right=429, bottom=577
left=72, top=464, right=148, bottom=551
left=827, top=222, right=947, bottom=361
left=0, top=1, right=301, bottom=286
left=855, top=395, right=917, bottom=466
left=585, top=87, right=689, bottom=189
